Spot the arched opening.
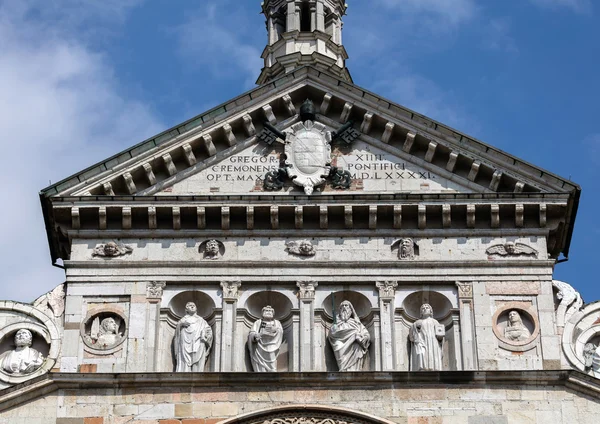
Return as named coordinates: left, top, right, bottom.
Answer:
left=300, top=1, right=311, bottom=32
left=219, top=405, right=398, bottom=424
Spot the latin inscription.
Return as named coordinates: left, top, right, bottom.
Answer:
left=204, top=153, right=436, bottom=182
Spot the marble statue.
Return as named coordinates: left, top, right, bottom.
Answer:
left=0, top=329, right=44, bottom=375
left=247, top=305, right=284, bottom=372
left=409, top=304, right=444, bottom=371
left=85, top=316, right=124, bottom=349
left=328, top=300, right=370, bottom=371
left=503, top=310, right=531, bottom=342
left=174, top=302, right=213, bottom=372
left=553, top=280, right=583, bottom=327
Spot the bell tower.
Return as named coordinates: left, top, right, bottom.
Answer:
left=257, top=0, right=351, bottom=85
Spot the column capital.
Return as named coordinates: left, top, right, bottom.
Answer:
left=146, top=281, right=166, bottom=302
left=376, top=280, right=398, bottom=300
left=221, top=280, right=242, bottom=301
left=456, top=281, right=473, bottom=299
left=297, top=280, right=318, bottom=300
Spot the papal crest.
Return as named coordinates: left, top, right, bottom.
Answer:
left=284, top=120, right=332, bottom=195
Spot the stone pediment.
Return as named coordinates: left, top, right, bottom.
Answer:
left=41, top=66, right=579, bottom=199
left=154, top=131, right=476, bottom=197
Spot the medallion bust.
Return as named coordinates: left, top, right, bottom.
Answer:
left=0, top=329, right=44, bottom=375
left=247, top=305, right=284, bottom=372
left=174, top=302, right=213, bottom=372
left=328, top=300, right=370, bottom=371
left=504, top=310, right=531, bottom=342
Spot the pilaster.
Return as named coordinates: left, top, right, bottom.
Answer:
left=297, top=280, right=318, bottom=371
left=376, top=280, right=397, bottom=371
left=457, top=281, right=477, bottom=370
left=220, top=280, right=241, bottom=371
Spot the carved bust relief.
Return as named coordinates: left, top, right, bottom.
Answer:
left=486, top=242, right=538, bottom=258
left=492, top=304, right=539, bottom=351
left=503, top=310, right=531, bottom=342
left=92, top=241, right=133, bottom=258
left=0, top=329, right=45, bottom=376
left=392, top=238, right=418, bottom=260
left=82, top=313, right=126, bottom=352
left=200, top=239, right=224, bottom=260
left=286, top=240, right=316, bottom=257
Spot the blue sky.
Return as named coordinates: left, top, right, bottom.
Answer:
left=0, top=0, right=598, bottom=303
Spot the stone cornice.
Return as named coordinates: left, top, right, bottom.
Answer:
left=0, top=371, right=597, bottom=413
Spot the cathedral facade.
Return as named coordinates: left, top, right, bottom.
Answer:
left=1, top=1, right=598, bottom=423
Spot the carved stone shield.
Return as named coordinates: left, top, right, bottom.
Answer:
left=284, top=121, right=331, bottom=194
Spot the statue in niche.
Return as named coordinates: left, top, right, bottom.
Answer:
left=409, top=304, right=444, bottom=371
left=328, top=300, right=371, bottom=371
left=286, top=240, right=316, bottom=257
left=503, top=310, right=531, bottom=342
left=486, top=242, right=538, bottom=258
left=174, top=302, right=213, bottom=372
left=0, top=329, right=44, bottom=375
left=202, top=239, right=222, bottom=260
left=92, top=241, right=133, bottom=258
left=85, top=316, right=124, bottom=349
left=247, top=305, right=284, bottom=372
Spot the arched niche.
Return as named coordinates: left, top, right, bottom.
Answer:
left=402, top=291, right=453, bottom=321
left=239, top=291, right=294, bottom=372
left=321, top=291, right=372, bottom=320
left=219, top=404, right=397, bottom=424
left=244, top=291, right=293, bottom=321
left=168, top=291, right=215, bottom=319
left=319, top=291, right=374, bottom=372
left=399, top=290, right=459, bottom=371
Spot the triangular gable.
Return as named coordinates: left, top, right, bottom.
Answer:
left=40, top=66, right=579, bottom=199
left=156, top=130, right=476, bottom=196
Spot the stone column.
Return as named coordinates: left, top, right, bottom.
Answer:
left=376, top=281, right=398, bottom=371
left=315, top=1, right=325, bottom=32
left=220, top=280, right=241, bottom=372
left=287, top=1, right=300, bottom=32
left=456, top=281, right=477, bottom=370
left=297, top=280, right=318, bottom=371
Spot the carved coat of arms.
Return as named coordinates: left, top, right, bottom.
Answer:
left=284, top=121, right=331, bottom=195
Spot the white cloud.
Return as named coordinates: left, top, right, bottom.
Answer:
left=377, top=0, right=478, bottom=26
left=174, top=2, right=263, bottom=88
left=0, top=1, right=163, bottom=302
left=528, top=0, right=592, bottom=13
